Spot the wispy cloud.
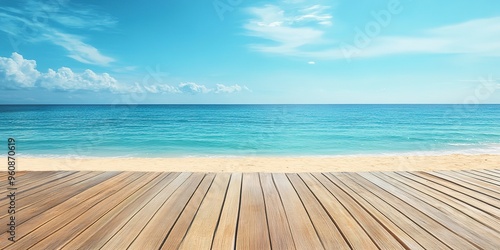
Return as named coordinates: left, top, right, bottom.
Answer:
left=244, top=2, right=500, bottom=61
left=333, top=16, right=500, bottom=59
left=0, top=53, right=251, bottom=95
left=0, top=1, right=116, bottom=66
left=244, top=3, right=332, bottom=55
left=46, top=31, right=115, bottom=65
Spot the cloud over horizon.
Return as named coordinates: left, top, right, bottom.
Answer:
left=0, top=53, right=250, bottom=95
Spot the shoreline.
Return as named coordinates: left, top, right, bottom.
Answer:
left=17, top=153, right=500, bottom=172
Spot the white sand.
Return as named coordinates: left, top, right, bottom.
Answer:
left=17, top=154, right=500, bottom=172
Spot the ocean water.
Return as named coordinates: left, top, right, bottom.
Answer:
left=1, top=104, right=499, bottom=157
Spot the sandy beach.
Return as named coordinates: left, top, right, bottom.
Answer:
left=18, top=154, right=500, bottom=172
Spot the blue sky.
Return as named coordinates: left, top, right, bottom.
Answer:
left=0, top=0, right=499, bottom=104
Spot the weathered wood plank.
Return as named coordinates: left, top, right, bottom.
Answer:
left=62, top=172, right=172, bottom=249
left=328, top=173, right=425, bottom=250
left=460, top=170, right=500, bottom=186
left=398, top=171, right=500, bottom=222
left=414, top=171, right=500, bottom=209
left=2, top=172, right=132, bottom=249
left=429, top=171, right=500, bottom=200
left=100, top=172, right=190, bottom=249
left=259, top=173, right=296, bottom=250
left=212, top=173, right=243, bottom=249
left=129, top=173, right=206, bottom=249
left=291, top=173, right=350, bottom=249
left=361, top=172, right=497, bottom=249
left=30, top=173, right=156, bottom=249
left=178, top=173, right=230, bottom=249
left=160, top=174, right=215, bottom=249
left=346, top=172, right=466, bottom=249
left=236, top=173, right=271, bottom=250
left=2, top=170, right=499, bottom=249
left=273, top=173, right=324, bottom=249
left=386, top=172, right=500, bottom=234
left=316, top=173, right=405, bottom=249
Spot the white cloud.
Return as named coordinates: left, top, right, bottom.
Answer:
left=0, top=53, right=250, bottom=95
left=326, top=16, right=500, bottom=59
left=0, top=52, right=40, bottom=88
left=0, top=52, right=119, bottom=92
left=244, top=5, right=500, bottom=60
left=142, top=84, right=180, bottom=94
left=47, top=31, right=115, bottom=66
left=39, top=68, right=119, bottom=91
left=244, top=4, right=332, bottom=55
left=139, top=83, right=250, bottom=94
left=178, top=82, right=212, bottom=94
left=308, top=61, right=316, bottom=64
left=0, top=1, right=116, bottom=66
left=215, top=84, right=250, bottom=93
left=296, top=5, right=333, bottom=26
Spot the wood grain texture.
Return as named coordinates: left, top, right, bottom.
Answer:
left=259, top=173, right=296, bottom=250
left=236, top=173, right=271, bottom=250
left=178, top=173, right=230, bottom=250
left=212, top=173, right=243, bottom=249
left=1, top=170, right=499, bottom=249
left=291, top=173, right=350, bottom=249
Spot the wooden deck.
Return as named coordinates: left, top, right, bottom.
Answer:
left=1, top=170, right=499, bottom=249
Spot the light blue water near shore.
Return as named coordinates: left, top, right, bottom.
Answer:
left=1, top=104, right=499, bottom=157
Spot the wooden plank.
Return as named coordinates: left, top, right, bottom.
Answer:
left=30, top=172, right=157, bottom=249
left=387, top=172, right=500, bottom=232
left=313, top=173, right=405, bottom=249
left=0, top=172, right=71, bottom=196
left=258, top=173, right=296, bottom=250
left=360, top=172, right=496, bottom=249
left=212, top=173, right=243, bottom=249
left=430, top=171, right=500, bottom=200
left=401, top=172, right=500, bottom=221
left=290, top=173, right=351, bottom=249
left=100, top=172, right=190, bottom=249
left=0, top=171, right=119, bottom=248
left=0, top=171, right=80, bottom=207
left=444, top=171, right=500, bottom=194
left=0, top=171, right=61, bottom=190
left=3, top=169, right=499, bottom=249
left=272, top=173, right=325, bottom=249
left=178, top=173, right=231, bottom=249
left=62, top=172, right=172, bottom=249
left=482, top=169, right=500, bottom=178
left=1, top=172, right=106, bottom=225
left=460, top=170, right=500, bottom=186
left=295, top=173, right=376, bottom=249
left=12, top=172, right=89, bottom=200
left=0, top=172, right=97, bottom=219
left=469, top=170, right=500, bottom=183
left=160, top=174, right=215, bottom=249
left=414, top=171, right=500, bottom=209
left=326, top=173, right=425, bottom=250
left=236, top=173, right=271, bottom=250
left=345, top=172, right=468, bottom=249
left=129, top=173, right=206, bottom=249
left=2, top=172, right=134, bottom=249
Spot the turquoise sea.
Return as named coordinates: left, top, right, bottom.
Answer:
left=1, top=104, right=499, bottom=157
